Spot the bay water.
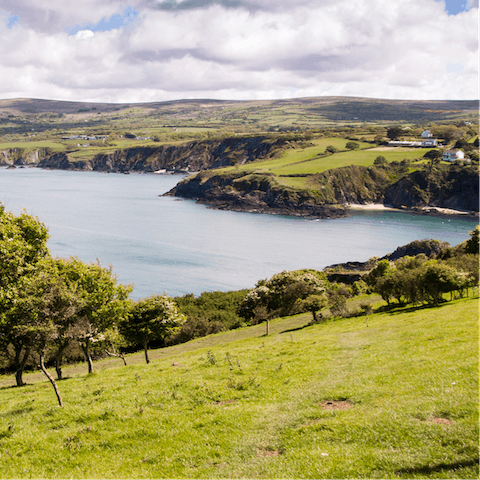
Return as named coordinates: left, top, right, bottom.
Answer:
left=0, top=167, right=477, bottom=298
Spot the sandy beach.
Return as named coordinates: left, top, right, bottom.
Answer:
left=347, top=203, right=478, bottom=218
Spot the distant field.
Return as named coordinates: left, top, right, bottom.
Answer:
left=0, top=140, right=66, bottom=152
left=0, top=296, right=477, bottom=478
left=272, top=147, right=430, bottom=176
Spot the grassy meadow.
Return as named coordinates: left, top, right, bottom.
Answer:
left=0, top=296, right=477, bottom=478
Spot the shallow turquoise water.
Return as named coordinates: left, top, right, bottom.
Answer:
left=0, top=167, right=477, bottom=298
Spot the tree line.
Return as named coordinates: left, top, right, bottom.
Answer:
left=0, top=206, right=185, bottom=405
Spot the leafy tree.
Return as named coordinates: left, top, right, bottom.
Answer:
left=326, top=289, right=348, bottom=317
left=0, top=206, right=50, bottom=386
left=465, top=225, right=479, bottom=254
left=325, top=145, right=338, bottom=154
left=303, top=294, right=327, bottom=323
left=422, top=263, right=460, bottom=305
left=240, top=270, right=329, bottom=324
left=386, top=126, right=403, bottom=140
left=62, top=258, right=131, bottom=374
left=13, top=260, right=82, bottom=405
left=121, top=294, right=185, bottom=364
left=345, top=141, right=360, bottom=150
left=423, top=149, right=442, bottom=160
left=473, top=137, right=479, bottom=148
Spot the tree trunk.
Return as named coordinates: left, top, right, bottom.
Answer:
left=81, top=339, right=94, bottom=374
left=312, top=311, right=316, bottom=323
left=39, top=352, right=63, bottom=407
left=144, top=340, right=150, bottom=364
left=266, top=319, right=269, bottom=336
left=55, top=343, right=68, bottom=380
left=14, top=345, right=31, bottom=387
left=105, top=350, right=127, bottom=366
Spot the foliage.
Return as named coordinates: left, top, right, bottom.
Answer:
left=239, top=269, right=329, bottom=321
left=302, top=294, right=327, bottom=323
left=325, top=145, right=339, bottom=154
left=373, top=155, right=387, bottom=165
left=174, top=290, right=247, bottom=343
left=464, top=225, right=479, bottom=254
left=386, top=126, right=403, bottom=140
left=370, top=250, right=477, bottom=306
left=345, top=141, right=359, bottom=150
left=121, top=294, right=185, bottom=364
left=0, top=206, right=50, bottom=386
left=423, top=149, right=442, bottom=160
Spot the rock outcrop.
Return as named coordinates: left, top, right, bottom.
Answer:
left=165, top=171, right=348, bottom=218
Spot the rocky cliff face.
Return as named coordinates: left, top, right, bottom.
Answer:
left=166, top=171, right=348, bottom=218
left=35, top=136, right=285, bottom=173
left=384, top=165, right=478, bottom=212
left=0, top=147, right=52, bottom=166
left=166, top=163, right=479, bottom=219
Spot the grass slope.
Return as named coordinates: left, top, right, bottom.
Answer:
left=0, top=297, right=478, bottom=478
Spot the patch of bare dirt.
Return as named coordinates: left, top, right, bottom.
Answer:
left=320, top=400, right=352, bottom=410
left=257, top=448, right=283, bottom=458
left=430, top=417, right=454, bottom=425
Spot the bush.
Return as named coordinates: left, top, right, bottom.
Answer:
left=325, top=145, right=339, bottom=154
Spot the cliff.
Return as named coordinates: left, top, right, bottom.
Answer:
left=35, top=136, right=285, bottom=173
left=166, top=164, right=479, bottom=218
left=384, top=165, right=479, bottom=212
left=165, top=171, right=348, bottom=218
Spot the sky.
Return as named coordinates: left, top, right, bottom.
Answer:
left=0, top=0, right=478, bottom=103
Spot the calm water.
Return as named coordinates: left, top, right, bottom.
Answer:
left=0, top=167, right=477, bottom=298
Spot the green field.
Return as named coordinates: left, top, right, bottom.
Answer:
left=0, top=296, right=477, bottom=478
left=0, top=140, right=66, bottom=153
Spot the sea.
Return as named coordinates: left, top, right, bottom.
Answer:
left=0, top=167, right=477, bottom=299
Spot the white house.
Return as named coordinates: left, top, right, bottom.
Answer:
left=422, top=139, right=438, bottom=147
left=442, top=149, right=465, bottom=162
left=421, top=130, right=433, bottom=138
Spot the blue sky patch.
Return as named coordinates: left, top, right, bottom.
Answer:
left=67, top=6, right=139, bottom=35
left=435, top=0, right=473, bottom=15
left=7, top=14, right=20, bottom=28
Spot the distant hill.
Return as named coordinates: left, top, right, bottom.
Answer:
left=0, top=96, right=478, bottom=125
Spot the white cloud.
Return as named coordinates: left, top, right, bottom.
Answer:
left=0, top=0, right=477, bottom=102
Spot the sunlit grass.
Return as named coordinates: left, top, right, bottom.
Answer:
left=0, top=140, right=66, bottom=152
left=272, top=148, right=431, bottom=176
left=0, top=296, right=477, bottom=478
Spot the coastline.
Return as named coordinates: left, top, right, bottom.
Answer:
left=347, top=203, right=479, bottom=219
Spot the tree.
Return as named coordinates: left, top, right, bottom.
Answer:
left=325, top=145, right=338, bottom=154
left=121, top=294, right=185, bottom=364
left=0, top=206, right=50, bottom=386
left=423, top=149, right=442, bottom=161
left=386, top=126, right=403, bottom=140
left=303, top=294, right=327, bottom=323
left=473, top=137, right=479, bottom=148
left=465, top=225, right=479, bottom=254
left=14, top=260, right=83, bottom=406
left=346, top=141, right=360, bottom=150
left=240, top=270, right=329, bottom=325
left=62, top=258, right=131, bottom=374
left=326, top=289, right=348, bottom=317
left=360, top=302, right=373, bottom=327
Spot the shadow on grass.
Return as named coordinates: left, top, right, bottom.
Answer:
left=280, top=324, right=312, bottom=334
left=376, top=301, right=449, bottom=316
left=396, top=458, right=479, bottom=476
